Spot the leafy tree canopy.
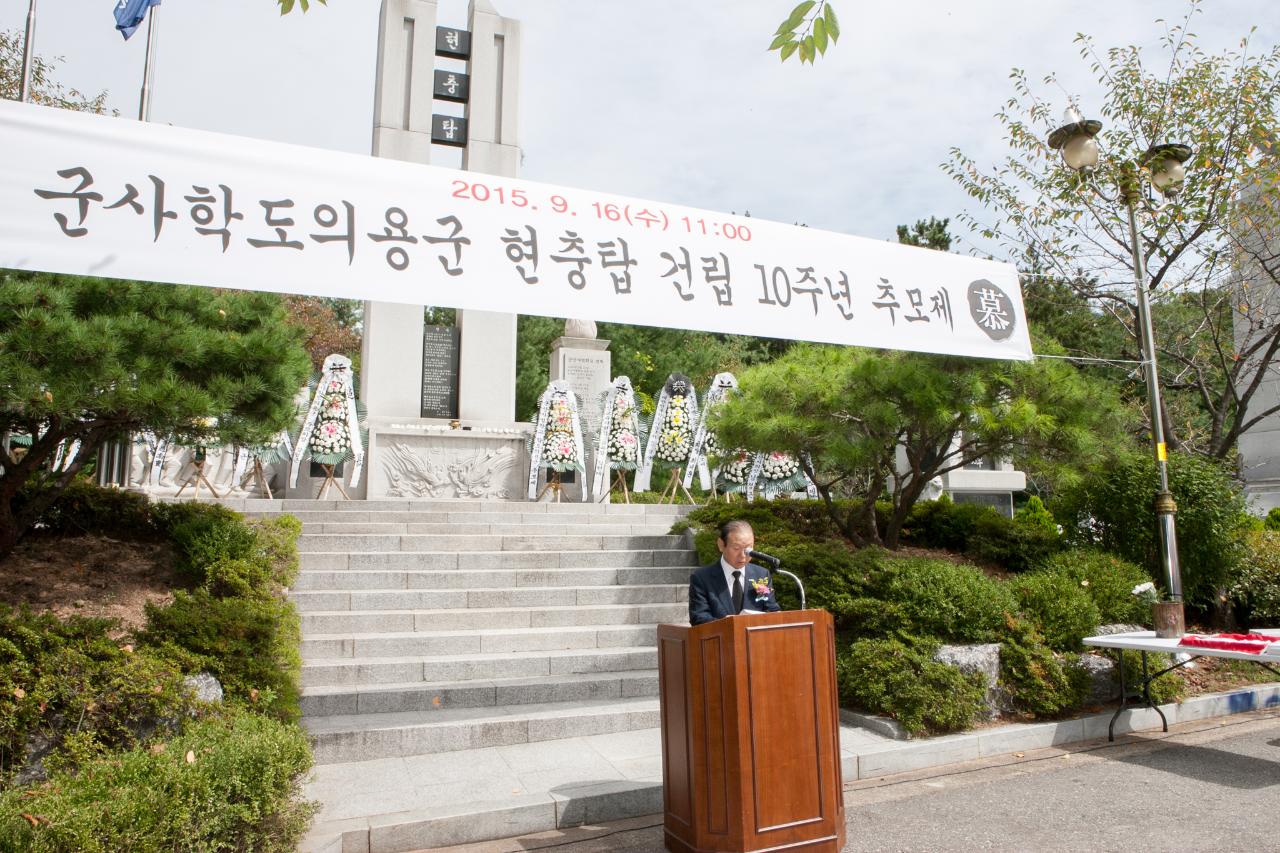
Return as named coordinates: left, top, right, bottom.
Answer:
left=0, top=272, right=311, bottom=556
left=0, top=29, right=107, bottom=112
left=713, top=341, right=1129, bottom=549
left=945, top=1, right=1280, bottom=461
left=276, top=1, right=845, bottom=65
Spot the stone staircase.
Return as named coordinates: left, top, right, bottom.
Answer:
left=245, top=498, right=696, bottom=851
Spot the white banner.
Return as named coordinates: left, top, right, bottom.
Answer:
left=0, top=101, right=1031, bottom=360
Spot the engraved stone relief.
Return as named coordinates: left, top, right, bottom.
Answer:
left=384, top=443, right=449, bottom=497
left=383, top=442, right=519, bottom=499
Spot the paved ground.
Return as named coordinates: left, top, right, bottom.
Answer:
left=418, top=709, right=1280, bottom=852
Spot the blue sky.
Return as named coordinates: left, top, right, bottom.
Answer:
left=3, top=1, right=1275, bottom=256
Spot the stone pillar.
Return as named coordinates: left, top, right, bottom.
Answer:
left=356, top=0, right=531, bottom=500
left=548, top=325, right=612, bottom=502
left=456, top=0, right=522, bottom=424
left=361, top=0, right=437, bottom=422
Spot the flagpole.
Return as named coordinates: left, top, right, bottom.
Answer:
left=19, top=0, right=37, bottom=102
left=138, top=5, right=159, bottom=121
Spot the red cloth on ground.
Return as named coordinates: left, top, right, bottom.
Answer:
left=1177, top=633, right=1274, bottom=654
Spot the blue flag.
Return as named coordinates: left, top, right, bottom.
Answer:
left=114, top=0, right=162, bottom=41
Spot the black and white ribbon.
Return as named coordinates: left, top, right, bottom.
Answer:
left=526, top=379, right=590, bottom=502
left=591, top=376, right=638, bottom=501
left=684, top=372, right=737, bottom=491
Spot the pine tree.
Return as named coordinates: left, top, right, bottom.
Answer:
left=0, top=271, right=311, bottom=555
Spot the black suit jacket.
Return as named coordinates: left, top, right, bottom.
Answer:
left=688, top=560, right=781, bottom=626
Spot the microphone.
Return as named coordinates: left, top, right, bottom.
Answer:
left=746, top=549, right=780, bottom=568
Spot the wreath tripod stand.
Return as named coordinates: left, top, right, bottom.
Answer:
left=537, top=469, right=565, bottom=503
left=175, top=451, right=221, bottom=499
left=315, top=463, right=350, bottom=500
left=658, top=467, right=697, bottom=505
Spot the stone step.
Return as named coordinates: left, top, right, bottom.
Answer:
left=296, top=533, right=687, bottom=553
left=301, top=603, right=688, bottom=634
left=290, top=581, right=691, bottom=607
left=303, top=624, right=658, bottom=659
left=302, top=647, right=658, bottom=687
left=303, top=696, right=661, bottom=764
left=291, top=564, right=692, bottom=592
left=292, top=522, right=674, bottom=536
left=299, top=549, right=697, bottom=571
left=258, top=510, right=687, bottom=526
left=237, top=498, right=692, bottom=515
left=300, top=669, right=658, bottom=717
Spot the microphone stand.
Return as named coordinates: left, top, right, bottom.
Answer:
left=774, top=566, right=806, bottom=611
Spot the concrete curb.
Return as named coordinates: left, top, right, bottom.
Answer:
left=301, top=681, right=1280, bottom=853
left=839, top=708, right=910, bottom=741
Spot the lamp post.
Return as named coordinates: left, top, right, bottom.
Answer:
left=1047, top=105, right=1193, bottom=602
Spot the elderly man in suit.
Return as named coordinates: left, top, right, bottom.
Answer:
left=688, top=519, right=781, bottom=626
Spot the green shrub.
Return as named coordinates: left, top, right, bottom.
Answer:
left=1229, top=529, right=1280, bottom=627
left=1110, top=650, right=1182, bottom=706
left=796, top=547, right=885, bottom=628
left=682, top=498, right=845, bottom=546
left=252, top=516, right=303, bottom=589
left=1266, top=508, right=1280, bottom=532
left=1054, top=452, right=1248, bottom=608
left=1014, top=496, right=1058, bottom=535
left=0, top=607, right=194, bottom=780
left=159, top=503, right=258, bottom=583
left=0, top=710, right=315, bottom=853
left=999, top=617, right=1090, bottom=717
left=16, top=480, right=157, bottom=538
left=868, top=557, right=1017, bottom=644
left=966, top=511, right=1063, bottom=573
left=903, top=498, right=1061, bottom=572
left=1238, top=513, right=1265, bottom=534
left=1035, top=550, right=1151, bottom=625
left=140, top=591, right=301, bottom=722
left=901, top=496, right=990, bottom=552
left=837, top=637, right=985, bottom=736
left=1010, top=571, right=1100, bottom=652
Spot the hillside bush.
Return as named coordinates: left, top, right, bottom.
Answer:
left=999, top=617, right=1090, bottom=716
left=1009, top=571, right=1100, bottom=652
left=0, top=710, right=314, bottom=853
left=0, top=604, right=199, bottom=778
left=1035, top=550, right=1150, bottom=625
left=1111, top=649, right=1182, bottom=706
left=1229, top=529, right=1280, bottom=627
left=837, top=637, right=985, bottom=736
left=139, top=513, right=303, bottom=722
left=15, top=479, right=158, bottom=539
left=867, top=557, right=1017, bottom=644
left=1054, top=453, right=1247, bottom=608
left=1266, top=508, right=1280, bottom=532
left=1014, top=496, right=1058, bottom=535
left=0, top=608, right=194, bottom=781
left=158, top=503, right=260, bottom=584
left=902, top=497, right=1061, bottom=572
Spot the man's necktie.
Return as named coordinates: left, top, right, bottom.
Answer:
left=732, top=570, right=743, bottom=614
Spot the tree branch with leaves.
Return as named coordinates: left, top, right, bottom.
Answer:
left=944, top=1, right=1280, bottom=461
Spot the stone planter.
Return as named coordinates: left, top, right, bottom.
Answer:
left=1152, top=601, right=1185, bottom=638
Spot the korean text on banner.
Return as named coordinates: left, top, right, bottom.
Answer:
left=0, top=100, right=1032, bottom=361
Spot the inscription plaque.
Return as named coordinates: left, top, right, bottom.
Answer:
left=420, top=325, right=461, bottom=419
left=560, top=350, right=611, bottom=439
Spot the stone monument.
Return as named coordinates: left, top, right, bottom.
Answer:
left=548, top=319, right=612, bottom=501
left=350, top=0, right=530, bottom=501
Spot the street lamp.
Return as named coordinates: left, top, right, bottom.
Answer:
left=1047, top=104, right=1193, bottom=603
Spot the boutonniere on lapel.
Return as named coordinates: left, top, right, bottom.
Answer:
left=749, top=578, right=772, bottom=603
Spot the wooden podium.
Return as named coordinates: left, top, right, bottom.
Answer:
left=657, top=610, right=846, bottom=853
